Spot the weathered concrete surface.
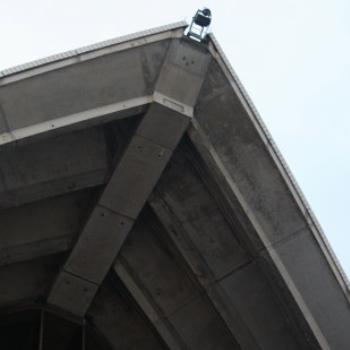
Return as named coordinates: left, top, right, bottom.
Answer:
left=0, top=127, right=110, bottom=209
left=0, top=189, right=98, bottom=266
left=0, top=41, right=169, bottom=131
left=264, top=229, right=350, bottom=349
left=48, top=39, right=210, bottom=318
left=195, top=60, right=307, bottom=247
left=0, top=106, right=7, bottom=136
left=150, top=148, right=309, bottom=350
left=0, top=254, right=65, bottom=307
left=192, top=54, right=350, bottom=348
left=151, top=150, right=251, bottom=285
left=0, top=23, right=348, bottom=350
left=88, top=275, right=168, bottom=350
left=114, top=212, right=241, bottom=350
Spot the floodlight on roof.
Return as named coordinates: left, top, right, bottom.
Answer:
left=187, top=8, right=212, bottom=42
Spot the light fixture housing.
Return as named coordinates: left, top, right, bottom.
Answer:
left=187, top=8, right=212, bottom=42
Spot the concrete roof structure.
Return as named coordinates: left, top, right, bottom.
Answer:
left=0, top=22, right=349, bottom=349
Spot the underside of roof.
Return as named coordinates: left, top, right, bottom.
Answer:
left=0, top=22, right=349, bottom=350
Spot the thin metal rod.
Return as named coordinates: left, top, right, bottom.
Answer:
left=82, top=323, right=86, bottom=350
left=38, top=310, right=44, bottom=350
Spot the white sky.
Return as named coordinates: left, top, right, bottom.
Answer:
left=1, top=1, right=349, bottom=275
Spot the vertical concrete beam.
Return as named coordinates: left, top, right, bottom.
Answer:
left=48, top=39, right=211, bottom=318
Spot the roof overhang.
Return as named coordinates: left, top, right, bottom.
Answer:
left=0, top=21, right=349, bottom=350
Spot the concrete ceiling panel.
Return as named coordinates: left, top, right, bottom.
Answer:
left=0, top=254, right=65, bottom=307
left=165, top=295, right=241, bottom=350
left=88, top=276, right=168, bottom=350
left=0, top=127, right=109, bottom=205
left=152, top=151, right=251, bottom=284
left=216, top=260, right=301, bottom=350
left=119, top=219, right=200, bottom=318
left=0, top=41, right=169, bottom=131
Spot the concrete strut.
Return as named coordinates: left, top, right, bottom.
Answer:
left=47, top=40, right=211, bottom=318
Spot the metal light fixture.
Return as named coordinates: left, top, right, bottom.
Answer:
left=187, top=8, right=212, bottom=42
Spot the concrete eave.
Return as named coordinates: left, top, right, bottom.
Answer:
left=0, top=21, right=187, bottom=82
left=0, top=22, right=349, bottom=349
left=207, top=32, right=350, bottom=298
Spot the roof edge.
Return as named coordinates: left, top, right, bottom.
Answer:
left=207, top=33, right=350, bottom=296
left=0, top=21, right=188, bottom=81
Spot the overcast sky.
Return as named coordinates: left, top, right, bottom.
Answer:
left=1, top=1, right=349, bottom=276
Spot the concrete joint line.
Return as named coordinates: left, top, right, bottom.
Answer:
left=188, top=121, right=331, bottom=350
left=209, top=33, right=350, bottom=300
left=47, top=101, right=193, bottom=317
left=114, top=261, right=190, bottom=350
left=0, top=96, right=151, bottom=148
left=148, top=194, right=262, bottom=350
left=46, top=37, right=209, bottom=319
left=61, top=268, right=99, bottom=286
left=153, top=91, right=193, bottom=118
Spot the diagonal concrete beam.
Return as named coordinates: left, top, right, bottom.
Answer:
left=148, top=195, right=262, bottom=350
left=47, top=39, right=211, bottom=317
left=185, top=121, right=330, bottom=349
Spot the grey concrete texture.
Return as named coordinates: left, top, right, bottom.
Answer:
left=65, top=206, right=133, bottom=284
left=118, top=216, right=200, bottom=318
left=99, top=134, right=172, bottom=219
left=0, top=126, right=110, bottom=209
left=0, top=25, right=348, bottom=350
left=164, top=294, right=241, bottom=350
left=263, top=229, right=350, bottom=349
left=194, top=55, right=350, bottom=348
left=88, top=276, right=168, bottom=350
left=216, top=261, right=301, bottom=350
left=0, top=190, right=97, bottom=265
left=150, top=147, right=312, bottom=349
left=155, top=39, right=211, bottom=107
left=151, top=149, right=251, bottom=285
left=136, top=103, right=190, bottom=149
left=49, top=49, right=203, bottom=314
left=0, top=40, right=169, bottom=131
left=0, top=254, right=65, bottom=306
left=196, top=59, right=308, bottom=247
left=48, top=270, right=99, bottom=317
left=116, top=213, right=241, bottom=350
left=0, top=105, right=8, bottom=135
